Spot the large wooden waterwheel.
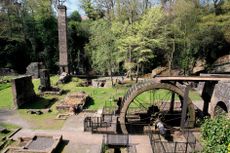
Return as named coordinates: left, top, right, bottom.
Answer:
left=119, top=81, right=195, bottom=134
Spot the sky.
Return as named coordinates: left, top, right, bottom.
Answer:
left=65, top=0, right=85, bottom=16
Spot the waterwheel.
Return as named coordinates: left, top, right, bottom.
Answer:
left=119, top=81, right=195, bottom=134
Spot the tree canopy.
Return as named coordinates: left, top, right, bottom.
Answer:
left=0, top=0, right=230, bottom=75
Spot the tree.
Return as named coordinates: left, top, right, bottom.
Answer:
left=85, top=19, right=118, bottom=84
left=116, top=7, right=166, bottom=80
left=68, top=11, right=91, bottom=74
left=0, top=0, right=30, bottom=73
left=80, top=0, right=104, bottom=20
left=22, top=0, right=59, bottom=73
left=168, top=0, right=200, bottom=75
left=0, top=0, right=59, bottom=73
left=69, top=11, right=81, bottom=22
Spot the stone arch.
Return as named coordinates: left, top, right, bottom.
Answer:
left=214, top=101, right=228, bottom=116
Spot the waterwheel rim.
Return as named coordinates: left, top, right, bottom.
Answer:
left=119, top=81, right=195, bottom=134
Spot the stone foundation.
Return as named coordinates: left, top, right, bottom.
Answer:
left=3, top=135, right=62, bottom=153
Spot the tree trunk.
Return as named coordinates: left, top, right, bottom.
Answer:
left=128, top=46, right=133, bottom=81
left=135, top=64, right=139, bottom=83
left=168, top=38, right=175, bottom=76
left=109, top=62, right=114, bottom=86
left=110, top=68, right=114, bottom=87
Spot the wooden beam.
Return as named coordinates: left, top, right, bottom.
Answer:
left=155, top=76, right=230, bottom=82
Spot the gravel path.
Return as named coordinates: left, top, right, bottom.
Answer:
left=4, top=112, right=153, bottom=153
left=0, top=109, right=32, bottom=128
left=11, top=128, right=103, bottom=153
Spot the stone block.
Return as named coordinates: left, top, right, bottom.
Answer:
left=26, top=62, right=44, bottom=78
left=39, top=69, right=51, bottom=90
left=12, top=75, right=36, bottom=108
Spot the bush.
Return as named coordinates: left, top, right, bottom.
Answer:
left=201, top=115, right=230, bottom=153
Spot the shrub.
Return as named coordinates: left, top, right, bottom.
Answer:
left=201, top=115, right=230, bottom=153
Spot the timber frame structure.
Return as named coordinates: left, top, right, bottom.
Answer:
left=119, top=74, right=230, bottom=134
left=155, top=75, right=230, bottom=116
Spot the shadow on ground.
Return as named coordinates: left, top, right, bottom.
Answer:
left=20, top=97, right=58, bottom=109
left=55, top=139, right=69, bottom=153
left=62, top=89, right=70, bottom=95
left=83, top=97, right=95, bottom=109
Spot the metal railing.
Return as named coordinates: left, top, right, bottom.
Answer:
left=84, top=115, right=116, bottom=133
left=147, top=126, right=200, bottom=153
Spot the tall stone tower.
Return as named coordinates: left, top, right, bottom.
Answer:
left=58, top=4, right=69, bottom=73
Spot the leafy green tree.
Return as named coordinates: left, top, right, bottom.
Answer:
left=168, top=0, right=200, bottom=74
left=68, top=11, right=91, bottom=74
left=85, top=19, right=118, bottom=83
left=0, top=0, right=30, bottom=73
left=0, top=37, right=30, bottom=73
left=116, top=7, right=166, bottom=79
left=69, top=11, right=81, bottom=22
left=80, top=0, right=104, bottom=20
left=198, top=0, right=230, bottom=65
left=22, top=0, right=59, bottom=73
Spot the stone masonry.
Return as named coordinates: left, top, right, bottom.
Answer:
left=11, top=75, right=36, bottom=108
left=209, top=81, right=230, bottom=117
left=39, top=69, right=51, bottom=90
left=26, top=62, right=44, bottom=78
left=58, top=5, right=69, bottom=73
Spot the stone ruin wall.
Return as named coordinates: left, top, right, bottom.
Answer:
left=11, top=75, right=36, bottom=108
left=26, top=62, right=44, bottom=78
left=209, top=81, right=230, bottom=116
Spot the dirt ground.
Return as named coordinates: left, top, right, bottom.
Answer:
left=0, top=99, right=206, bottom=153
left=0, top=109, right=32, bottom=128
left=6, top=112, right=103, bottom=153
left=1, top=111, right=153, bottom=153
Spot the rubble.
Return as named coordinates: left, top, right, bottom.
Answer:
left=56, top=91, right=89, bottom=114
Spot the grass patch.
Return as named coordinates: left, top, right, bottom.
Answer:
left=18, top=76, right=127, bottom=129
left=0, top=123, right=19, bottom=129
left=0, top=87, right=13, bottom=109
left=0, top=123, right=20, bottom=141
left=55, top=78, right=129, bottom=110
left=0, top=75, right=202, bottom=110
left=15, top=76, right=63, bottom=129
left=0, top=75, right=202, bottom=130
left=76, top=87, right=128, bottom=110
left=129, top=89, right=202, bottom=108
left=0, top=76, right=13, bottom=109
left=18, top=94, right=65, bottom=130
left=0, top=83, right=11, bottom=91
left=32, top=75, right=59, bottom=94
left=18, top=109, right=65, bottom=130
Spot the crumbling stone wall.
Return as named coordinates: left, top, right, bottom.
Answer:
left=12, top=75, right=36, bottom=108
left=0, top=68, right=15, bottom=76
left=211, top=55, right=230, bottom=73
left=209, top=81, right=230, bottom=116
left=26, top=62, right=43, bottom=78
